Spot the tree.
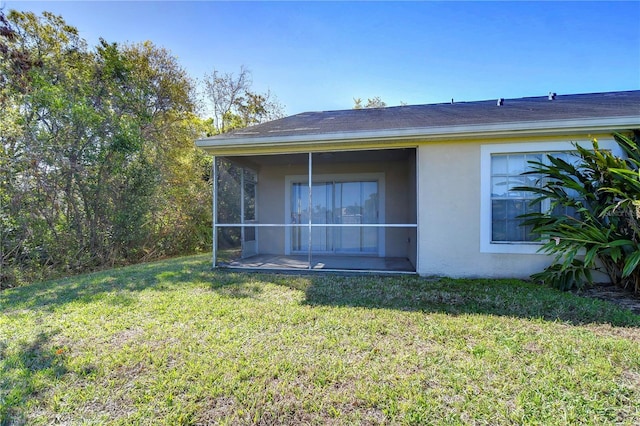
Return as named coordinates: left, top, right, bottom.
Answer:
left=517, top=131, right=640, bottom=293
left=1, top=10, right=288, bottom=288
left=204, top=66, right=250, bottom=133
left=0, top=8, right=42, bottom=96
left=1, top=10, right=93, bottom=284
left=203, top=66, right=284, bottom=133
left=234, top=89, right=284, bottom=128
left=353, top=96, right=387, bottom=109
left=1, top=10, right=212, bottom=287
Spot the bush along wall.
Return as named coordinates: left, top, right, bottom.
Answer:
left=517, top=131, right=640, bottom=293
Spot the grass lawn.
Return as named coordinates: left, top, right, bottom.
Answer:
left=1, top=255, right=639, bottom=425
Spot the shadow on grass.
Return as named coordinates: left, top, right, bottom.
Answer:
left=0, top=331, right=68, bottom=425
left=260, top=273, right=640, bottom=327
left=0, top=256, right=214, bottom=312
left=3, top=255, right=639, bottom=328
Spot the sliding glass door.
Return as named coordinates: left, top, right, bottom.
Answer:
left=291, top=180, right=379, bottom=254
left=334, top=181, right=378, bottom=253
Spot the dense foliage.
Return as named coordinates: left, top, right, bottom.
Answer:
left=0, top=11, right=214, bottom=287
left=519, top=131, right=640, bottom=292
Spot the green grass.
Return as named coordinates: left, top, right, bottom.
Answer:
left=1, top=255, right=639, bottom=425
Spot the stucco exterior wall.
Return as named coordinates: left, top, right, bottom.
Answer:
left=223, top=133, right=619, bottom=277
left=414, top=134, right=621, bottom=279
left=416, top=141, right=553, bottom=278
left=254, top=156, right=416, bottom=260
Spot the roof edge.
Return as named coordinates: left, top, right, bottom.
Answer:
left=196, top=116, right=640, bottom=152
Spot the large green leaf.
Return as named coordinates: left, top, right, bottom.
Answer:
left=517, top=133, right=640, bottom=292
left=623, top=250, right=640, bottom=278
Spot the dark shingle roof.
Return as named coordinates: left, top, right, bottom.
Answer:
left=207, top=90, right=640, bottom=141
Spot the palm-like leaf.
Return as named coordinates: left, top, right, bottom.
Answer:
left=516, top=131, right=640, bottom=292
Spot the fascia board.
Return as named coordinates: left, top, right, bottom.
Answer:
left=195, top=116, right=640, bottom=153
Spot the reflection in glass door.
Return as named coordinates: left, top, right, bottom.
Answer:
left=334, top=182, right=378, bottom=253
left=291, top=180, right=378, bottom=254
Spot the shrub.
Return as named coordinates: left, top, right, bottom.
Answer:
left=517, top=131, right=640, bottom=292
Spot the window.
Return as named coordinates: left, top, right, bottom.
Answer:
left=480, top=140, right=621, bottom=254
left=490, top=152, right=580, bottom=242
left=243, top=168, right=257, bottom=221
left=491, top=153, right=543, bottom=242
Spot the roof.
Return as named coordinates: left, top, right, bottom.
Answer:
left=196, top=90, right=640, bottom=155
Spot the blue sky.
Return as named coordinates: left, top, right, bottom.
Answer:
left=5, top=1, right=640, bottom=115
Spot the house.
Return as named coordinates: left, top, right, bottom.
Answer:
left=195, top=90, right=640, bottom=277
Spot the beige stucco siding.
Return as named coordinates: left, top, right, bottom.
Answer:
left=416, top=141, right=554, bottom=278
left=255, top=165, right=285, bottom=254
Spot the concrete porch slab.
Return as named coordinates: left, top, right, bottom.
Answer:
left=221, top=254, right=415, bottom=273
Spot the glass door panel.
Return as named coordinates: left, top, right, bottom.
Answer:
left=335, top=182, right=363, bottom=253
left=361, top=181, right=379, bottom=253
left=291, top=183, right=307, bottom=252
left=291, top=182, right=332, bottom=252
left=311, top=182, right=331, bottom=252
left=291, top=180, right=378, bottom=254
left=334, top=181, right=378, bottom=253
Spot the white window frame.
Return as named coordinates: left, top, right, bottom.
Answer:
left=480, top=139, right=622, bottom=254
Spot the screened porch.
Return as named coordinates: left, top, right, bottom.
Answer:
left=211, top=148, right=418, bottom=273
